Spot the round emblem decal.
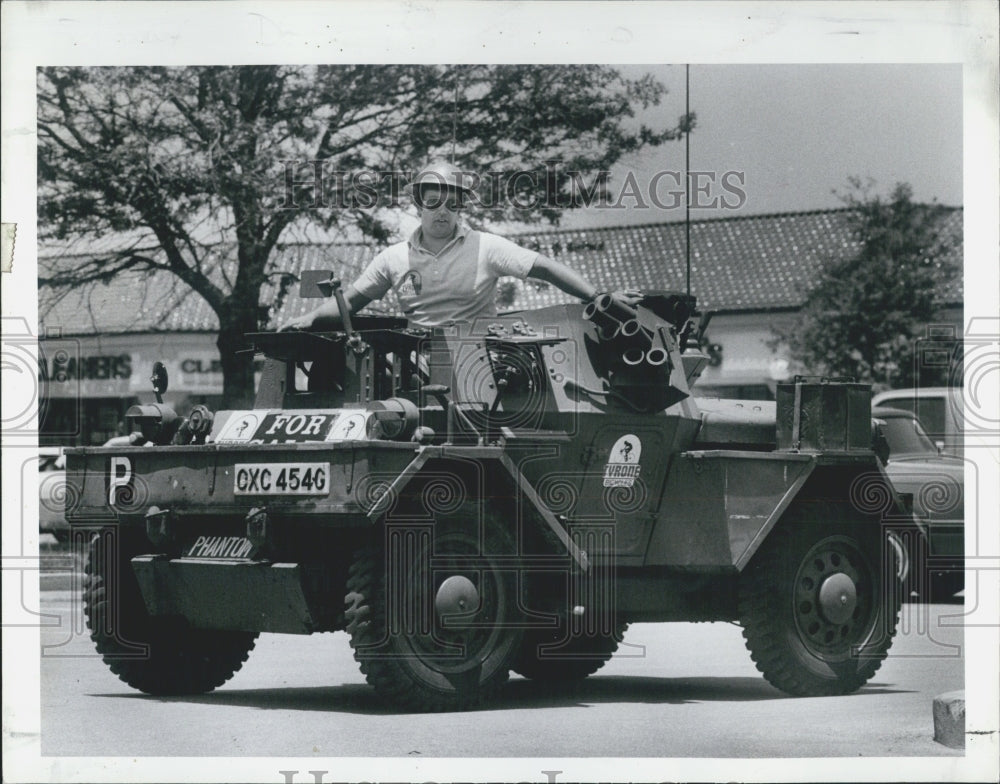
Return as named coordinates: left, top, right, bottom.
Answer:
left=603, top=434, right=642, bottom=488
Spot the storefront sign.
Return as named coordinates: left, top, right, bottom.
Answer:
left=41, top=354, right=132, bottom=382
left=177, top=354, right=225, bottom=390
left=180, top=358, right=223, bottom=374
left=39, top=339, right=226, bottom=398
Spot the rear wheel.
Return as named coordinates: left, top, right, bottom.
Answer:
left=738, top=507, right=902, bottom=696
left=83, top=531, right=257, bottom=695
left=345, top=520, right=523, bottom=711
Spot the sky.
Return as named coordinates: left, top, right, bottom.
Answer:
left=557, top=63, right=963, bottom=229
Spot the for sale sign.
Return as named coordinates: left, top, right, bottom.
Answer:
left=213, top=409, right=373, bottom=444
left=254, top=412, right=337, bottom=442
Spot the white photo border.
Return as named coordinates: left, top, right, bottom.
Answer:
left=2, top=1, right=997, bottom=782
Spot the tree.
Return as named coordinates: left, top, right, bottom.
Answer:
left=774, top=180, right=961, bottom=391
left=37, top=65, right=692, bottom=406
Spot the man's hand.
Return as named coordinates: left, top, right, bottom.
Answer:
left=611, top=289, right=643, bottom=307
left=278, top=313, right=313, bottom=332
left=277, top=286, right=370, bottom=332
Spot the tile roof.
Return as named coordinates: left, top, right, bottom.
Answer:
left=508, top=206, right=962, bottom=312
left=39, top=207, right=963, bottom=335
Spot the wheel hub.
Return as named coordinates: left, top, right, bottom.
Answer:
left=434, top=575, right=479, bottom=618
left=792, top=537, right=874, bottom=655
left=817, top=572, right=858, bottom=625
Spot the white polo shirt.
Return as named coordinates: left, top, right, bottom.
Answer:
left=351, top=225, right=539, bottom=327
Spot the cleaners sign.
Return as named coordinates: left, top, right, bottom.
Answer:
left=603, top=434, right=642, bottom=488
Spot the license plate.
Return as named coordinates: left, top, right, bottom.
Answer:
left=233, top=462, right=330, bottom=495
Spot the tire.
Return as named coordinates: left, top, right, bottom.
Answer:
left=513, top=619, right=628, bottom=682
left=83, top=531, right=258, bottom=696
left=737, top=507, right=902, bottom=697
left=344, top=520, right=523, bottom=711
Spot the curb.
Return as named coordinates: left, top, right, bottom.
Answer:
left=932, top=690, right=965, bottom=749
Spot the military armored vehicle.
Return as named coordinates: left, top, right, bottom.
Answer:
left=66, top=285, right=908, bottom=711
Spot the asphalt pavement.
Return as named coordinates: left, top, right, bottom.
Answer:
left=37, top=589, right=965, bottom=759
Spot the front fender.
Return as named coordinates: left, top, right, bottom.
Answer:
left=644, top=450, right=906, bottom=570
left=364, top=445, right=590, bottom=571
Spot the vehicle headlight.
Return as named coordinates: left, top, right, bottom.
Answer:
left=126, top=403, right=180, bottom=445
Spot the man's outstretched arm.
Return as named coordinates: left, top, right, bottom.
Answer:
left=528, top=255, right=641, bottom=304
left=527, top=255, right=599, bottom=301
left=279, top=285, right=373, bottom=331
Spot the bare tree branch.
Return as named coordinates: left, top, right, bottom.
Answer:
left=38, top=64, right=683, bottom=405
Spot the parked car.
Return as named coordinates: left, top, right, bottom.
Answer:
left=872, top=387, right=963, bottom=457
left=872, top=406, right=964, bottom=601
left=39, top=447, right=69, bottom=542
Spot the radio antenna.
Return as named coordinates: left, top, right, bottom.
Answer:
left=685, top=63, right=691, bottom=298
left=451, top=71, right=459, bottom=164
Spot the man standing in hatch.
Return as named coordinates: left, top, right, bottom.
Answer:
left=283, top=162, right=628, bottom=330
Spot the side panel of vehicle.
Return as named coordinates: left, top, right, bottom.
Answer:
left=577, top=416, right=700, bottom=560
left=644, top=452, right=895, bottom=570
left=645, top=451, right=815, bottom=568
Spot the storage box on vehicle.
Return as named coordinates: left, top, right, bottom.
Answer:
left=776, top=377, right=872, bottom=452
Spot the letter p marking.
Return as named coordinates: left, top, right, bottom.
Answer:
left=108, top=456, right=132, bottom=505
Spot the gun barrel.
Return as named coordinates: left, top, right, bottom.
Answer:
left=584, top=300, right=623, bottom=333
left=599, top=323, right=621, bottom=342
left=622, top=347, right=645, bottom=367
left=595, top=293, right=638, bottom=323
left=646, top=347, right=669, bottom=368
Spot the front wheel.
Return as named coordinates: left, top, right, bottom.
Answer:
left=83, top=531, right=258, bottom=696
left=344, top=521, right=523, bottom=711
left=738, top=510, right=902, bottom=696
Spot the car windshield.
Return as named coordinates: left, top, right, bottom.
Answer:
left=877, top=414, right=939, bottom=457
